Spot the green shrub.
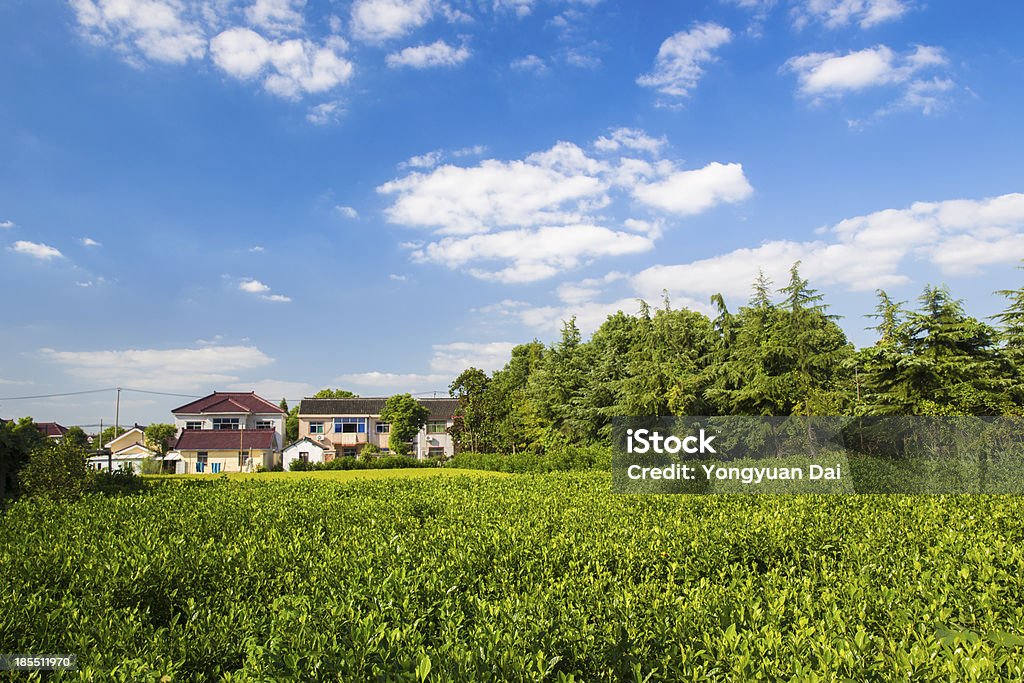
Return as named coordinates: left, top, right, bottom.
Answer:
left=447, top=444, right=611, bottom=473
left=85, top=466, right=149, bottom=496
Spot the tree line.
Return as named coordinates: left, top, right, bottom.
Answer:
left=447, top=263, right=1024, bottom=455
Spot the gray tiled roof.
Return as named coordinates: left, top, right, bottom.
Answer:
left=299, top=397, right=458, bottom=419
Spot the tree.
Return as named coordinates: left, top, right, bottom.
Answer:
left=379, top=394, right=430, bottom=455
left=144, top=423, right=177, bottom=456
left=0, top=417, right=45, bottom=500
left=449, top=368, right=490, bottom=452
left=313, top=389, right=358, bottom=399
left=994, top=268, right=1024, bottom=406
left=64, top=425, right=90, bottom=449
left=19, top=437, right=89, bottom=501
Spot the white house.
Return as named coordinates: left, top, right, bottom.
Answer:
left=171, top=391, right=286, bottom=450
left=281, top=437, right=330, bottom=471
left=86, top=426, right=167, bottom=474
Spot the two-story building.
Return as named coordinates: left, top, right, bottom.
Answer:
left=167, top=391, right=286, bottom=473
left=296, top=397, right=458, bottom=460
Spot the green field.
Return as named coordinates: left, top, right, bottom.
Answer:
left=144, top=468, right=506, bottom=483
left=3, top=472, right=1024, bottom=681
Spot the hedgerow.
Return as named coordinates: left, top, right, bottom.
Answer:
left=2, top=473, right=1023, bottom=681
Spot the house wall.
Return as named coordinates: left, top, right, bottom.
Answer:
left=282, top=442, right=326, bottom=471
left=298, top=414, right=455, bottom=459
left=177, top=448, right=277, bottom=474
left=173, top=413, right=285, bottom=449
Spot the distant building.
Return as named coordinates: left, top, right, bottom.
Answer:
left=297, top=397, right=458, bottom=459
left=166, top=391, right=286, bottom=473
left=36, top=422, right=68, bottom=440
left=281, top=437, right=329, bottom=471
left=86, top=426, right=170, bottom=474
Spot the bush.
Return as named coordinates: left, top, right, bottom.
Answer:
left=447, top=444, right=611, bottom=473
left=86, top=467, right=149, bottom=496
left=292, top=454, right=439, bottom=472
left=19, top=439, right=88, bottom=501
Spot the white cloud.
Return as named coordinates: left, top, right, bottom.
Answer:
left=307, top=101, right=344, bottom=124
left=332, top=371, right=450, bottom=392
left=401, top=150, right=443, bottom=169
left=239, top=278, right=291, bottom=302
left=632, top=192, right=1024, bottom=304
left=210, top=28, right=353, bottom=98
left=350, top=0, right=434, bottom=42
left=632, top=163, right=754, bottom=215
left=239, top=278, right=271, bottom=293
left=386, top=40, right=470, bottom=68
left=227, top=379, right=317, bottom=399
left=249, top=245, right=265, bottom=252
left=389, top=273, right=408, bottom=281
left=518, top=297, right=654, bottom=335
left=70, top=0, right=207, bottom=64
left=412, top=225, right=654, bottom=283
left=511, top=54, right=547, bottom=74
left=378, top=134, right=753, bottom=281
left=637, top=23, right=732, bottom=98
left=9, top=240, right=64, bottom=260
left=786, top=44, right=946, bottom=112
left=41, top=345, right=275, bottom=391
left=555, top=271, right=626, bottom=304
left=0, top=220, right=14, bottom=229
left=793, top=0, right=909, bottom=29
left=335, top=205, right=359, bottom=218
left=246, top=0, right=305, bottom=34
left=452, top=144, right=487, bottom=157
left=564, top=48, right=601, bottom=69
left=593, top=128, right=667, bottom=155
left=429, top=342, right=517, bottom=373
left=80, top=237, right=101, bottom=247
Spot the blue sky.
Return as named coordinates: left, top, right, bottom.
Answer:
left=2, top=0, right=1023, bottom=427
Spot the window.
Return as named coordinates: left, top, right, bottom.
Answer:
left=196, top=451, right=208, bottom=473
left=237, top=452, right=250, bottom=467
left=335, top=417, right=366, bottom=434
left=428, top=447, right=445, bottom=457
left=309, top=421, right=324, bottom=434
left=212, top=418, right=240, bottom=430
left=298, top=451, right=309, bottom=463
left=185, top=421, right=203, bottom=430
left=255, top=420, right=273, bottom=430
left=375, top=422, right=390, bottom=434
left=426, top=421, right=448, bottom=434
left=343, top=448, right=357, bottom=457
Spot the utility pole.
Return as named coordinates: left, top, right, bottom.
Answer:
left=100, top=418, right=107, bottom=471
left=112, top=387, right=120, bottom=471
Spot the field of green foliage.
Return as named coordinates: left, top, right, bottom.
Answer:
left=3, top=473, right=1024, bottom=681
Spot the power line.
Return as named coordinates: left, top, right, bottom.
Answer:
left=120, top=388, right=203, bottom=398
left=0, top=388, right=115, bottom=401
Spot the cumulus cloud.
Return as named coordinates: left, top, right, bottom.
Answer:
left=401, top=150, right=444, bottom=169
left=40, top=344, right=275, bottom=391
left=785, top=44, right=952, bottom=117
left=593, top=128, right=667, bottom=155
left=335, top=205, right=359, bottom=218
left=9, top=240, right=64, bottom=260
left=239, top=278, right=291, bottom=302
left=350, top=0, right=434, bottom=42
left=69, top=0, right=207, bottom=64
left=637, top=23, right=732, bottom=98
left=378, top=133, right=752, bottom=281
left=210, top=28, right=354, bottom=98
left=80, top=237, right=101, bottom=247
left=0, top=220, right=14, bottom=229
left=332, top=371, right=450, bottom=392
left=792, top=0, right=909, bottom=29
left=429, top=342, right=517, bottom=373
left=386, top=40, right=470, bottom=68
left=632, top=192, right=1024, bottom=304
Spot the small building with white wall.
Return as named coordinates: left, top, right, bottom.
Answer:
left=281, top=437, right=331, bottom=471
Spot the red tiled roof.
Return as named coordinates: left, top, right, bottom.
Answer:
left=173, top=429, right=276, bottom=451
left=172, top=392, right=285, bottom=415
left=37, top=422, right=68, bottom=437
